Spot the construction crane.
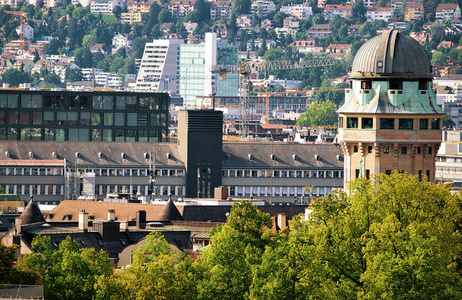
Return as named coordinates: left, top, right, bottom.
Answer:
left=213, top=58, right=340, bottom=138
left=259, top=86, right=345, bottom=123
left=4, top=10, right=27, bottom=51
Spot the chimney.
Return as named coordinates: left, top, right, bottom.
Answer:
left=108, top=209, right=116, bottom=222
left=136, top=210, right=146, bottom=229
left=277, top=213, right=287, bottom=230
left=79, top=209, right=89, bottom=231
left=214, top=186, right=228, bottom=200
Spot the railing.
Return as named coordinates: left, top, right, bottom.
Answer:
left=0, top=284, right=44, bottom=299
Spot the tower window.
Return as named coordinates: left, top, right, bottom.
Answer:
left=401, top=147, right=407, bottom=154
left=419, top=119, right=428, bottom=130
left=368, top=146, right=372, bottom=153
left=385, top=170, right=391, bottom=175
left=418, top=80, right=428, bottom=90
left=417, top=147, right=421, bottom=154
left=399, top=119, right=413, bottom=130
left=361, top=81, right=372, bottom=89
left=355, top=169, right=360, bottom=178
left=354, top=145, right=358, bottom=153
left=347, top=117, right=358, bottom=128
left=366, top=169, right=370, bottom=179
left=431, top=118, right=440, bottom=130
left=380, top=118, right=394, bottom=129
left=362, top=118, right=373, bottom=129
left=389, top=80, right=403, bottom=90
left=338, top=116, right=343, bottom=128
left=428, top=147, right=432, bottom=154
left=383, top=146, right=389, bottom=154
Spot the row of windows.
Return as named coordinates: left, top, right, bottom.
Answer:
left=227, top=186, right=334, bottom=197
left=352, top=145, right=433, bottom=155
left=0, top=111, right=167, bottom=127
left=223, top=170, right=343, bottom=178
left=343, top=117, right=441, bottom=130
left=357, top=80, right=428, bottom=90
left=354, top=169, right=431, bottom=180
left=95, top=185, right=185, bottom=196
left=0, top=94, right=168, bottom=111
left=0, top=184, right=64, bottom=195
left=1, top=128, right=166, bottom=142
left=0, top=168, right=184, bottom=177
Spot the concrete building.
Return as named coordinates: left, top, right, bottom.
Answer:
left=404, top=2, right=424, bottom=22
left=250, top=0, right=276, bottom=17
left=179, top=33, right=238, bottom=106
left=367, top=7, right=393, bottom=23
left=338, top=29, right=443, bottom=187
left=135, top=39, right=183, bottom=94
left=324, top=5, right=353, bottom=20
left=279, top=3, right=313, bottom=19
left=436, top=4, right=461, bottom=23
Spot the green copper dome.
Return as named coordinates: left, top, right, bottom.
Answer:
left=350, top=29, right=432, bottom=80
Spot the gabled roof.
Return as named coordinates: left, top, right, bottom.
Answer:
left=436, top=4, right=459, bottom=12
left=405, top=2, right=423, bottom=9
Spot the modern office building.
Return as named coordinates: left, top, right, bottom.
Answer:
left=338, top=29, right=443, bottom=187
left=0, top=89, right=170, bottom=142
left=179, top=33, right=238, bottom=106
left=135, top=39, right=184, bottom=94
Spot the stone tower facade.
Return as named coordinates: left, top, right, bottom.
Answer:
left=338, top=29, right=444, bottom=188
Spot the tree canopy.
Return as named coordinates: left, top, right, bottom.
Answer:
left=296, top=99, right=338, bottom=127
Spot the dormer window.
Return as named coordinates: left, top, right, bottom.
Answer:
left=418, top=80, right=428, bottom=90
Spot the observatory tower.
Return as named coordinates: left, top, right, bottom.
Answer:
left=338, top=29, right=443, bottom=187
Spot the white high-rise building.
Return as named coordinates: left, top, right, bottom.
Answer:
left=135, top=39, right=184, bottom=94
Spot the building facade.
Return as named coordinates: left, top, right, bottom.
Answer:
left=0, top=89, right=170, bottom=142
left=135, top=39, right=184, bottom=94
left=338, top=29, right=443, bottom=187
left=179, top=33, right=238, bottom=106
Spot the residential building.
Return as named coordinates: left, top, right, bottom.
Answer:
left=326, top=44, right=351, bottom=53
left=179, top=33, right=238, bottom=106
left=91, top=0, right=126, bottom=15
left=251, top=0, right=276, bottom=17
left=236, top=14, right=254, bottom=29
left=367, top=7, right=393, bottom=23
left=126, top=0, right=155, bottom=13
left=120, top=12, right=147, bottom=24
left=290, top=40, right=323, bottom=53
left=168, top=0, right=196, bottom=17
left=307, top=24, right=333, bottom=38
left=210, top=23, right=227, bottom=38
left=390, top=0, right=403, bottom=11
left=13, top=59, right=34, bottom=73
left=135, top=38, right=183, bottom=94
left=324, top=5, right=353, bottom=20
left=210, top=0, right=233, bottom=20
left=53, top=62, right=79, bottom=83
left=348, top=24, right=361, bottom=35
left=436, top=4, right=461, bottom=23
left=404, top=2, right=424, bottom=22
left=246, top=39, right=277, bottom=51
left=338, top=29, right=443, bottom=186
left=183, top=22, right=198, bottom=36
left=279, top=3, right=313, bottom=19
left=283, top=17, right=300, bottom=29
left=16, top=25, right=34, bottom=41
left=112, top=33, right=133, bottom=48
left=410, top=31, right=430, bottom=45
left=362, top=0, right=376, bottom=8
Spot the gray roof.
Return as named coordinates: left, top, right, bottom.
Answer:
left=0, top=141, right=184, bottom=168
left=223, top=143, right=343, bottom=170
left=350, top=29, right=432, bottom=80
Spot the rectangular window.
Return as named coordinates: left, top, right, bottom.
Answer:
left=80, top=112, right=90, bottom=126
left=418, top=80, right=427, bottom=90
left=365, top=169, right=370, bottom=179
left=355, top=169, right=360, bottom=178
left=33, top=112, right=42, bottom=125
left=114, top=113, right=125, bottom=126
left=19, top=112, right=29, bottom=124
left=347, top=117, right=358, bottom=128
left=44, top=111, right=54, bottom=125
left=354, top=145, right=358, bottom=153
left=104, top=113, right=113, bottom=126
left=92, top=129, right=102, bottom=141
left=417, top=147, right=421, bottom=154
left=362, top=118, right=373, bottom=129
left=389, top=80, right=403, bottom=89
left=399, top=119, right=413, bottom=130
left=428, top=146, right=432, bottom=154
left=115, top=129, right=124, bottom=141
left=368, top=146, right=372, bottom=153
left=9, top=111, right=18, bottom=124
left=361, top=81, right=372, bottom=89
left=93, top=95, right=113, bottom=109
left=401, top=146, right=407, bottom=154
left=21, top=94, right=42, bottom=108
left=385, top=170, right=392, bottom=175
left=419, top=119, right=428, bottom=130
left=338, top=116, right=343, bottom=128
left=431, top=118, right=440, bottom=130
left=91, top=113, right=101, bottom=126
left=380, top=118, right=394, bottom=129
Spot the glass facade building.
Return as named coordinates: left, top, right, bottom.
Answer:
left=0, top=90, right=170, bottom=142
left=179, top=33, right=238, bottom=106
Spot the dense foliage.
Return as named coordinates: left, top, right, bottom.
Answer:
left=13, top=173, right=462, bottom=299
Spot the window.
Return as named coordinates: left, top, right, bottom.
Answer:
left=347, top=117, right=358, bottom=128
left=428, top=146, right=432, bottom=154
left=380, top=118, right=394, bottom=129
left=419, top=119, right=428, bottom=130
left=355, top=169, right=360, bottom=178
left=368, top=146, right=372, bottom=153
left=389, top=80, right=403, bottom=90
left=365, top=169, right=370, bottom=179
left=431, top=118, right=440, bottom=130
left=385, top=170, right=391, bottom=175
left=418, top=80, right=427, bottom=90
left=399, top=119, right=413, bottom=130
left=361, top=81, right=372, bottom=89
left=354, top=145, right=358, bottom=153
left=362, top=118, right=373, bottom=129
left=338, top=116, right=343, bottom=128
left=417, top=147, right=421, bottom=154
left=401, top=146, right=407, bottom=154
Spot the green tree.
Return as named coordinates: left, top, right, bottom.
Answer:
left=44, top=73, right=62, bottom=84
left=432, top=51, right=448, bottom=66
left=1, top=68, right=33, bottom=87
left=296, top=99, right=337, bottom=127
left=158, top=7, right=171, bottom=23
left=17, top=236, right=114, bottom=300
left=65, top=68, right=83, bottom=82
